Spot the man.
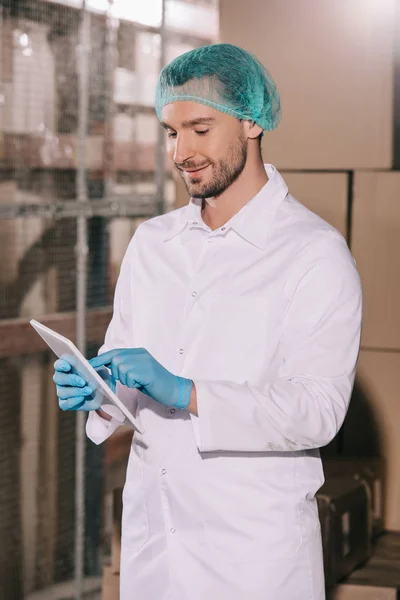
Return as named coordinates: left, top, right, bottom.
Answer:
left=53, top=44, right=362, bottom=599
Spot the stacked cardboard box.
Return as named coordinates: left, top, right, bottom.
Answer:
left=282, top=172, right=348, bottom=237
left=220, top=0, right=396, bottom=171
left=343, top=172, right=400, bottom=532
left=219, top=7, right=400, bottom=598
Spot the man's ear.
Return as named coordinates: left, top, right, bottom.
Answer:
left=241, top=120, right=264, bottom=141
left=247, top=121, right=264, bottom=140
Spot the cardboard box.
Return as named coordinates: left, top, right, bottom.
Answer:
left=3, top=20, right=56, bottom=135
left=282, top=172, right=348, bottom=237
left=220, top=0, right=395, bottom=169
left=351, top=172, right=400, bottom=349
left=114, top=68, right=138, bottom=105
left=317, top=477, right=371, bottom=587
left=3, top=133, right=104, bottom=170
left=322, top=458, right=385, bottom=538
left=342, top=352, right=400, bottom=530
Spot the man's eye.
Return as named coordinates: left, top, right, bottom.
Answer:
left=167, top=131, right=177, bottom=138
left=195, top=129, right=209, bottom=136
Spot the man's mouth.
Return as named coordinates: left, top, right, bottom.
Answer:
left=180, top=164, right=210, bottom=176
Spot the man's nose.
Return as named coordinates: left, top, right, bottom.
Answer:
left=173, top=134, right=195, bottom=165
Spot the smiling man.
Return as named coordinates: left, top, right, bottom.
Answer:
left=53, top=44, right=362, bottom=599
left=162, top=112, right=249, bottom=201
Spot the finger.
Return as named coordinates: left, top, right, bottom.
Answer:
left=59, top=396, right=86, bottom=410
left=56, top=385, right=93, bottom=400
left=53, top=372, right=87, bottom=387
left=81, top=397, right=103, bottom=411
left=54, top=358, right=72, bottom=373
left=115, top=360, right=131, bottom=386
left=109, top=358, right=119, bottom=383
left=126, top=368, right=141, bottom=389
left=117, top=369, right=126, bottom=386
left=58, top=396, right=86, bottom=410
left=89, top=349, right=123, bottom=369
left=109, top=356, right=128, bottom=384
left=60, top=393, right=102, bottom=411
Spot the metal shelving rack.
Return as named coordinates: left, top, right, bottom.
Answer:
left=0, top=0, right=219, bottom=219
left=0, top=1, right=219, bottom=599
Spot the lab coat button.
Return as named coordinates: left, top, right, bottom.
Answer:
left=191, top=291, right=197, bottom=297
left=179, top=348, right=184, bottom=354
left=221, top=226, right=226, bottom=231
left=161, top=469, right=166, bottom=475
left=169, top=408, right=176, bottom=414
left=170, top=528, right=176, bottom=534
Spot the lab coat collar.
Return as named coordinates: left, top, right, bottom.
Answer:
left=164, top=164, right=288, bottom=249
left=228, top=165, right=288, bottom=249
left=163, top=202, right=199, bottom=242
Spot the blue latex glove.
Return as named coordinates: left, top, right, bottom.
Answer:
left=53, top=358, right=116, bottom=411
left=89, top=348, right=193, bottom=410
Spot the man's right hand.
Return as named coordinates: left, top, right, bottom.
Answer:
left=53, top=358, right=102, bottom=411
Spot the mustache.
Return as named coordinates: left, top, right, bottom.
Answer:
left=175, top=161, right=212, bottom=171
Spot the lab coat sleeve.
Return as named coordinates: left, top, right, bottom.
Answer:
left=86, top=238, right=140, bottom=445
left=190, top=236, right=362, bottom=453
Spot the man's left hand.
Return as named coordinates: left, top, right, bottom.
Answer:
left=89, top=348, right=193, bottom=410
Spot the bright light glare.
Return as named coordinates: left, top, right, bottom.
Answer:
left=166, top=1, right=219, bottom=38
left=46, top=0, right=218, bottom=36
left=19, top=33, right=29, bottom=47
left=47, top=0, right=162, bottom=26
left=112, top=0, right=162, bottom=26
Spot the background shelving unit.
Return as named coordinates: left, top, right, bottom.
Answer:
left=0, top=1, right=219, bottom=599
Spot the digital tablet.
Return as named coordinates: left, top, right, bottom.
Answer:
left=30, top=319, right=143, bottom=433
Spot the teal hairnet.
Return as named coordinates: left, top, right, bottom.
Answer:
left=155, top=43, right=281, bottom=131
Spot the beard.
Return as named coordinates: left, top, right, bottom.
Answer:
left=177, top=135, right=248, bottom=199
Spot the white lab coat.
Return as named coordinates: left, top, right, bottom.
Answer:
left=87, top=165, right=362, bottom=600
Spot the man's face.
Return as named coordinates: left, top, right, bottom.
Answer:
left=161, top=102, right=248, bottom=199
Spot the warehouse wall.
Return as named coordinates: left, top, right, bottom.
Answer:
left=219, top=0, right=400, bottom=530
